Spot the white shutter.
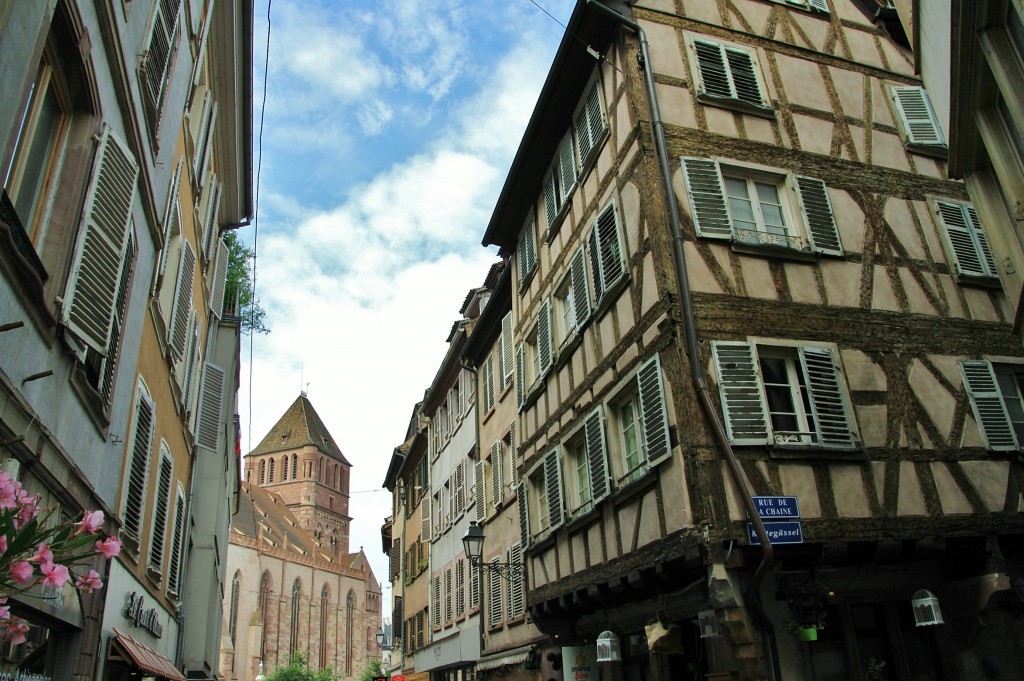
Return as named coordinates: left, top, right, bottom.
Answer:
left=487, top=558, right=503, bottom=626
left=490, top=442, right=503, bottom=510
left=444, top=568, right=453, bottom=623
left=169, top=241, right=196, bottom=359
left=189, top=0, right=215, bottom=91
left=124, top=387, right=154, bottom=540
left=724, top=46, right=766, bottom=107
left=543, top=449, right=564, bottom=529
left=167, top=487, right=186, bottom=594
left=960, top=360, right=1018, bottom=451
left=196, top=100, right=218, bottom=193
left=148, top=451, right=173, bottom=572
left=575, top=80, right=604, bottom=165
left=795, top=176, right=843, bottom=256
left=515, top=343, right=525, bottom=410
left=202, top=177, right=222, bottom=261
left=474, top=460, right=487, bottom=521
left=507, top=543, right=524, bottom=617
left=557, top=131, right=577, bottom=201
left=711, top=341, right=770, bottom=444
left=799, top=347, right=856, bottom=450
left=538, top=298, right=553, bottom=376
left=421, top=495, right=431, bottom=538
left=694, top=40, right=733, bottom=99
left=543, top=172, right=559, bottom=232
left=154, top=158, right=184, bottom=294
left=808, top=0, right=830, bottom=12
left=209, top=237, right=228, bottom=318
left=196, top=361, right=225, bottom=450
left=454, top=461, right=465, bottom=513
left=518, top=220, right=537, bottom=282
left=482, top=357, right=494, bottom=413
left=891, top=86, right=945, bottom=147
left=681, top=157, right=732, bottom=239
left=181, top=311, right=200, bottom=415
left=508, top=422, right=519, bottom=487
left=433, top=575, right=441, bottom=627
left=62, top=126, right=139, bottom=352
left=593, top=203, right=625, bottom=295
left=499, top=312, right=513, bottom=390
left=570, top=246, right=592, bottom=330
left=637, top=354, right=672, bottom=464
left=936, top=200, right=999, bottom=279
left=584, top=408, right=610, bottom=503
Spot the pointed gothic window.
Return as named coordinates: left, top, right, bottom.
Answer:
left=290, top=578, right=301, bottom=657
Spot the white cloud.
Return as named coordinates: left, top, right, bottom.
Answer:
left=356, top=100, right=395, bottom=136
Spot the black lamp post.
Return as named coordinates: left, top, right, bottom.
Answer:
left=461, top=520, right=527, bottom=659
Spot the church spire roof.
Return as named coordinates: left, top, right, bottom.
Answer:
left=249, top=394, right=351, bottom=464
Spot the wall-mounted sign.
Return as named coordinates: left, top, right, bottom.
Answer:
left=750, top=496, right=800, bottom=519
left=124, top=592, right=164, bottom=638
left=746, top=521, right=803, bottom=545
left=561, top=644, right=597, bottom=681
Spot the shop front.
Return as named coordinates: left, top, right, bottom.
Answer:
left=99, top=563, right=180, bottom=681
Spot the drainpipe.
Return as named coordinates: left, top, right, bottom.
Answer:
left=584, top=3, right=778, bottom=679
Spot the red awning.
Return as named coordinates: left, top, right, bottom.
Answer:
left=112, top=628, right=187, bottom=681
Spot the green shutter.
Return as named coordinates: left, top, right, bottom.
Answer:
left=960, top=360, right=1018, bottom=451
left=584, top=408, right=610, bottom=503
left=936, top=200, right=999, bottom=279
left=724, top=47, right=765, bottom=107
left=891, top=86, right=945, bottom=147
left=538, top=298, right=553, bottom=375
left=694, top=40, right=732, bottom=99
left=570, top=246, right=592, bottom=329
left=474, top=459, right=487, bottom=521
left=543, top=449, right=564, bottom=529
left=795, top=176, right=843, bottom=256
left=681, top=157, right=732, bottom=239
left=711, top=341, right=770, bottom=444
left=798, top=347, right=856, bottom=450
left=557, top=131, right=577, bottom=201
left=637, top=354, right=672, bottom=464
left=515, top=343, right=525, bottom=410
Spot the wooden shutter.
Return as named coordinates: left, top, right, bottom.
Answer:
left=167, top=488, right=186, bottom=594
left=500, top=312, right=513, bottom=388
left=681, top=157, right=732, bottom=239
left=390, top=540, right=401, bottom=581
left=482, top=357, right=494, bottom=413
left=516, top=343, right=525, bottom=410
left=169, top=241, right=196, bottom=359
left=936, top=200, right=999, bottom=279
left=693, top=40, right=732, bottom=99
left=575, top=80, right=604, bottom=164
left=475, top=460, right=487, bottom=521
left=196, top=361, right=225, bottom=449
left=543, top=449, right=564, bottom=529
left=543, top=172, right=559, bottom=232
left=637, top=354, right=672, bottom=464
left=588, top=228, right=603, bottom=303
left=62, top=126, right=138, bottom=353
left=124, top=388, right=154, bottom=540
left=570, top=246, right=592, bottom=329
left=724, top=46, right=766, bottom=107
left=557, top=131, right=577, bottom=201
left=149, top=452, right=173, bottom=571
left=711, top=341, right=770, bottom=444
left=454, top=461, right=465, bottom=513
left=181, top=312, right=200, bottom=415
left=795, top=176, right=843, bottom=256
left=891, top=86, right=945, bottom=146
left=490, top=441, right=503, bottom=510
left=154, top=158, right=183, bottom=294
left=584, top=408, right=611, bottom=503
left=799, top=347, right=856, bottom=450
left=509, top=423, right=519, bottom=487
left=444, top=568, right=453, bottom=623
left=487, top=559, right=502, bottom=625
left=960, top=360, right=1018, bottom=451
left=518, top=221, right=536, bottom=282
left=507, top=543, right=524, bottom=617
left=209, top=237, right=228, bottom=319
left=433, top=576, right=441, bottom=627
left=516, top=481, right=530, bottom=547
left=538, top=298, right=553, bottom=376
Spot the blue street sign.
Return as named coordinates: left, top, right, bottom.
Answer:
left=747, top=521, right=804, bottom=545
left=751, top=496, right=800, bottom=519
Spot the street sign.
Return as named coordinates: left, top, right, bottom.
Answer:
left=747, top=521, right=803, bottom=545
left=751, top=496, right=800, bottom=519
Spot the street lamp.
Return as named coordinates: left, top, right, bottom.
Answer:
left=461, top=521, right=526, bottom=581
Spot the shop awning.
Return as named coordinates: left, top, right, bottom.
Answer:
left=475, top=644, right=533, bottom=671
left=112, top=628, right=186, bottom=681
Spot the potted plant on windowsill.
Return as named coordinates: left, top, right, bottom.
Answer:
left=785, top=616, right=824, bottom=642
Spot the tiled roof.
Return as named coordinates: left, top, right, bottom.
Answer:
left=249, top=394, right=350, bottom=464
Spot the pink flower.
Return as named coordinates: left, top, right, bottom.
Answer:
left=95, top=538, right=121, bottom=559
left=30, top=543, right=53, bottom=565
left=74, top=570, right=103, bottom=592
left=76, top=510, right=104, bottom=535
left=13, top=494, right=39, bottom=529
left=0, top=605, right=9, bottom=620
left=41, top=563, right=69, bottom=588
left=0, top=535, right=7, bottom=555
left=0, top=476, right=19, bottom=511
left=10, top=561, right=33, bottom=585
left=2, top=618, right=29, bottom=645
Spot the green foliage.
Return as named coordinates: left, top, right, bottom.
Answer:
left=357, top=657, right=384, bottom=681
left=223, top=230, right=269, bottom=335
left=266, top=653, right=335, bottom=681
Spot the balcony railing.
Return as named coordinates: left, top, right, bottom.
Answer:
left=733, top=227, right=809, bottom=253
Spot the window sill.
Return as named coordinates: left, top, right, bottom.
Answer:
left=545, top=202, right=571, bottom=243
left=697, top=94, right=776, bottom=119
left=612, top=467, right=657, bottom=506
left=731, top=239, right=818, bottom=262
left=905, top=142, right=948, bottom=159
left=0, top=218, right=57, bottom=340
left=518, top=267, right=537, bottom=296
left=68, top=362, right=112, bottom=435
left=763, top=444, right=865, bottom=461
left=519, top=375, right=547, bottom=412
left=956, top=274, right=1003, bottom=290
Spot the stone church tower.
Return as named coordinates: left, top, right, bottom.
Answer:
left=243, top=394, right=352, bottom=555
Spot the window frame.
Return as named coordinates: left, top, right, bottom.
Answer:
left=689, top=36, right=772, bottom=114
left=931, top=197, right=1000, bottom=284
left=960, top=359, right=1024, bottom=451
left=890, top=85, right=947, bottom=154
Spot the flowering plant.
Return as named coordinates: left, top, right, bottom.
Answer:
left=0, top=470, right=121, bottom=645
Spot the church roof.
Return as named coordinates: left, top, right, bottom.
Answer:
left=232, top=482, right=360, bottom=567
left=249, top=394, right=351, bottom=465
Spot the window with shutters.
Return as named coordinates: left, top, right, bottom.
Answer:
left=565, top=407, right=612, bottom=517
left=890, top=86, right=946, bottom=154
left=482, top=356, right=495, bottom=414
left=432, top=575, right=442, bottom=629
left=507, top=543, right=525, bottom=619
left=498, top=312, right=514, bottom=392
left=711, top=340, right=857, bottom=450
left=487, top=558, right=503, bottom=628
left=517, top=217, right=538, bottom=288
left=960, top=360, right=1024, bottom=451
left=140, top=0, right=184, bottom=139
left=444, top=567, right=453, bottom=625
left=681, top=157, right=843, bottom=258
left=122, top=382, right=155, bottom=549
left=773, top=0, right=830, bottom=13
left=517, top=303, right=553, bottom=410
left=455, top=559, right=466, bottom=618
left=148, top=447, right=173, bottom=577
left=525, top=449, right=564, bottom=543
left=553, top=245, right=592, bottom=352
left=689, top=37, right=771, bottom=114
left=586, top=201, right=627, bottom=311
left=543, top=131, right=577, bottom=235
left=931, top=198, right=1000, bottom=285
left=607, top=356, right=672, bottom=485
left=574, top=77, right=607, bottom=174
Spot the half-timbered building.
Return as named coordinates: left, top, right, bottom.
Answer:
left=479, top=1, right=1024, bottom=679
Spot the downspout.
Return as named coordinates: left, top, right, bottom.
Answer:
left=584, top=3, right=779, bottom=680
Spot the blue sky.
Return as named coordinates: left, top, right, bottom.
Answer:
left=240, top=0, right=576, bottom=598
